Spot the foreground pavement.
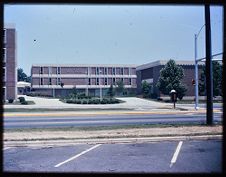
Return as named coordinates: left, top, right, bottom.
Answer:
left=3, top=139, right=222, bottom=173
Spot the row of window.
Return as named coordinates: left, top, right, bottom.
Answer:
left=38, top=67, right=134, bottom=75
left=3, top=48, right=6, bottom=62
left=38, top=78, right=132, bottom=86
left=3, top=29, right=7, bottom=44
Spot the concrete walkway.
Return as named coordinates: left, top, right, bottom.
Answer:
left=4, top=95, right=177, bottom=110
left=3, top=95, right=207, bottom=112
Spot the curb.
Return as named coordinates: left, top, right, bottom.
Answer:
left=4, top=134, right=222, bottom=148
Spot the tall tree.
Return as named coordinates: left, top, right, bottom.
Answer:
left=107, top=84, right=115, bottom=98
left=115, top=80, right=125, bottom=96
left=141, top=81, right=151, bottom=98
left=199, top=61, right=222, bottom=96
left=17, top=68, right=30, bottom=82
left=156, top=59, right=187, bottom=100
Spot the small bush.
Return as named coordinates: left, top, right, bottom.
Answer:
left=75, top=100, right=82, bottom=104
left=8, top=99, right=14, bottom=103
left=82, top=100, right=88, bottom=104
left=66, top=99, right=74, bottom=104
left=93, top=99, right=100, bottom=104
left=18, top=97, right=25, bottom=103
left=21, top=101, right=28, bottom=105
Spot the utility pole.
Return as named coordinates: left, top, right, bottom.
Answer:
left=205, top=5, right=213, bottom=125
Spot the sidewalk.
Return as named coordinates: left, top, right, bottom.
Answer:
left=4, top=95, right=209, bottom=113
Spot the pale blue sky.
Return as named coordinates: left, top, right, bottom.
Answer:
left=4, top=4, right=223, bottom=75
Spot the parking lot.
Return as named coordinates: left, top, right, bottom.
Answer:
left=4, top=139, right=222, bottom=173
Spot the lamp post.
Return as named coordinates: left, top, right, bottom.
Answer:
left=194, top=24, right=205, bottom=110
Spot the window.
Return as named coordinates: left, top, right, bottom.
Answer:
left=57, top=67, right=61, bottom=74
left=49, top=67, right=52, bottom=74
left=96, top=67, right=99, bottom=75
left=104, top=68, right=107, bottom=75
left=3, top=48, right=6, bottom=62
left=3, top=29, right=6, bottom=44
left=57, top=78, right=61, bottom=85
left=129, top=78, right=132, bottom=85
left=40, top=78, right=43, bottom=85
left=113, top=78, right=116, bottom=85
left=88, top=78, right=91, bottom=85
left=120, top=68, right=124, bottom=75
left=96, top=78, right=99, bottom=85
left=3, top=67, right=6, bottom=82
left=40, top=67, right=43, bottom=74
left=113, top=68, right=116, bottom=75
left=49, top=78, right=52, bottom=85
left=104, top=78, right=108, bottom=85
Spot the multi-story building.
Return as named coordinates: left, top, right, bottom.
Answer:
left=3, top=24, right=17, bottom=101
left=31, top=64, right=137, bottom=97
left=136, top=60, right=204, bottom=97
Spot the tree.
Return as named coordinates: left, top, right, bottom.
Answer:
left=141, top=81, right=151, bottom=98
left=115, top=80, right=125, bottom=96
left=156, top=59, right=187, bottom=100
left=107, top=84, right=115, bottom=98
left=199, top=61, right=222, bottom=97
left=18, top=68, right=30, bottom=82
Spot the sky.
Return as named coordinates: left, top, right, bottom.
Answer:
left=4, top=4, right=223, bottom=75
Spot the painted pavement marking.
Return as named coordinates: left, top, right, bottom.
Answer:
left=170, top=141, right=183, bottom=168
left=54, top=144, right=101, bottom=168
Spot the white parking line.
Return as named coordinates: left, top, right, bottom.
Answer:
left=170, top=141, right=183, bottom=168
left=54, top=144, right=101, bottom=168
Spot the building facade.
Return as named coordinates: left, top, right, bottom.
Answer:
left=3, top=24, right=17, bottom=101
left=31, top=64, right=137, bottom=97
left=136, top=60, right=204, bottom=97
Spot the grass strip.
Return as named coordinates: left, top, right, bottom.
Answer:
left=4, top=123, right=222, bottom=133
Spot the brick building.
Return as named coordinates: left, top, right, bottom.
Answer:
left=136, top=60, right=204, bottom=97
left=3, top=24, right=17, bottom=101
left=31, top=64, right=137, bottom=97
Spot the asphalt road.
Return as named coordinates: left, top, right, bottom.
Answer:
left=3, top=139, right=222, bottom=173
left=4, top=112, right=222, bottom=129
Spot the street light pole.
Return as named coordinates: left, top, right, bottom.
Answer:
left=194, top=24, right=205, bottom=110
left=194, top=34, right=199, bottom=110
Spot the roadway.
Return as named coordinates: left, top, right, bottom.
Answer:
left=4, top=111, right=222, bottom=129
left=3, top=139, right=222, bottom=173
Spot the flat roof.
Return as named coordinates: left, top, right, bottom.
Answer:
left=32, top=64, right=138, bottom=68
left=136, top=60, right=204, bottom=71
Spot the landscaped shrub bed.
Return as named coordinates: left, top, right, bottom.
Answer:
left=64, top=98, right=123, bottom=104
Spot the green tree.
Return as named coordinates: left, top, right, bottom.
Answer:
left=199, top=61, right=222, bottom=97
left=141, top=81, right=151, bottom=98
left=115, top=80, right=125, bottom=96
left=156, top=59, right=187, bottom=100
left=107, top=84, right=115, bottom=98
left=18, top=68, right=30, bottom=82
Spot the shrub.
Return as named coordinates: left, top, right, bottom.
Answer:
left=66, top=99, right=74, bottom=104
left=8, top=99, right=14, bottom=103
left=75, top=100, right=82, bottom=104
left=21, top=101, right=28, bottom=105
left=93, top=99, right=100, bottom=104
left=82, top=100, right=88, bottom=104
left=18, top=97, right=25, bottom=103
